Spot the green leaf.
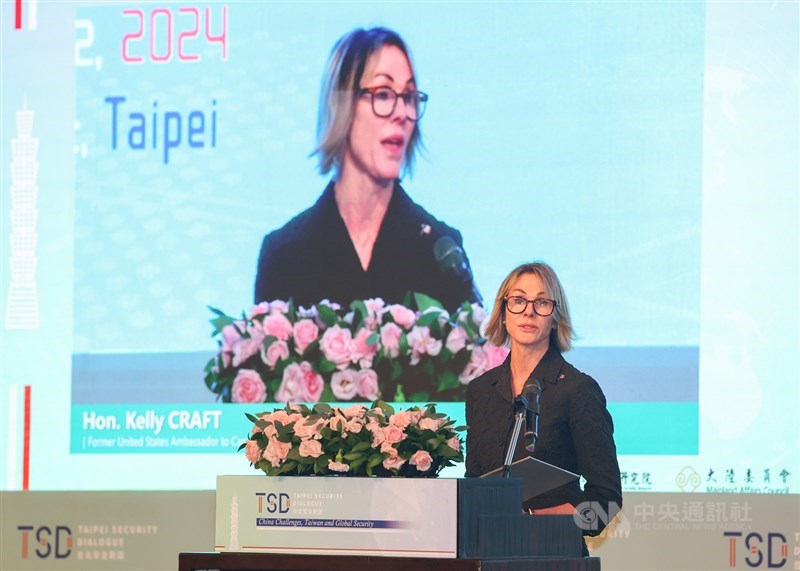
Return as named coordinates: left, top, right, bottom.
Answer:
left=415, top=311, right=440, bottom=328
left=437, top=445, right=459, bottom=458
left=319, top=384, right=336, bottom=402
left=350, top=300, right=369, bottom=328
left=313, top=403, right=333, bottom=415
left=317, top=304, right=339, bottom=327
left=414, top=292, right=444, bottom=312
left=375, top=400, right=395, bottom=416
left=366, top=331, right=379, bottom=346
left=350, top=441, right=372, bottom=453
left=349, top=456, right=367, bottom=471
left=390, top=360, right=404, bottom=381
left=319, top=358, right=337, bottom=374
left=438, top=370, right=460, bottom=392
left=367, top=453, right=384, bottom=468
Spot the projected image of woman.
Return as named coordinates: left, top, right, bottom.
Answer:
left=254, top=27, right=480, bottom=312
left=465, top=262, right=622, bottom=554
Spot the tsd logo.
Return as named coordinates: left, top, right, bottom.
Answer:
left=723, top=531, right=788, bottom=568
left=17, top=526, right=73, bottom=559
left=257, top=492, right=291, bottom=514
left=573, top=502, right=621, bottom=531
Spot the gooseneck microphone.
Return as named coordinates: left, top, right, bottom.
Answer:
left=522, top=376, right=542, bottom=453
left=433, top=236, right=483, bottom=305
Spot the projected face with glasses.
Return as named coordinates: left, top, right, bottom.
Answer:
left=359, top=86, right=428, bottom=121
left=345, top=45, right=421, bottom=185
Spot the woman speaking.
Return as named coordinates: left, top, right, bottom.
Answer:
left=466, top=261, right=622, bottom=552
left=254, top=27, right=479, bottom=312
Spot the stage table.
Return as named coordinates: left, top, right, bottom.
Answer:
left=179, top=551, right=601, bottom=571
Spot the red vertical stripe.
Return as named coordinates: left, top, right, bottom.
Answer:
left=23, top=385, right=31, bottom=490
left=15, top=0, right=23, bottom=29
left=729, top=538, right=735, bottom=567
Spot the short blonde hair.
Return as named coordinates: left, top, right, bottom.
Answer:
left=484, top=261, right=575, bottom=352
left=313, top=27, right=423, bottom=177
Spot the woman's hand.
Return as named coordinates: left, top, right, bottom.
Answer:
left=528, top=503, right=577, bottom=515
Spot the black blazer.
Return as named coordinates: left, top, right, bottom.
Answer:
left=465, top=345, right=622, bottom=536
left=254, top=181, right=479, bottom=312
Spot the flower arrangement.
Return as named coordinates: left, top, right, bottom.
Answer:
left=204, top=293, right=509, bottom=403
left=241, top=401, right=464, bottom=477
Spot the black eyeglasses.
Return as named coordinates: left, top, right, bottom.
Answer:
left=359, top=87, right=428, bottom=121
left=504, top=296, right=557, bottom=316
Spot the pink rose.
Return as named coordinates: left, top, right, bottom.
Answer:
left=355, top=369, right=380, bottom=401
left=382, top=448, right=406, bottom=471
left=351, top=328, right=378, bottom=368
left=244, top=439, right=262, bottom=463
left=249, top=302, right=271, bottom=318
left=329, top=415, right=345, bottom=432
left=300, top=362, right=324, bottom=402
left=407, top=326, right=442, bottom=365
left=320, top=326, right=353, bottom=370
left=263, top=437, right=291, bottom=468
left=341, top=404, right=366, bottom=419
left=382, top=424, right=406, bottom=444
left=388, top=304, right=417, bottom=329
left=459, top=345, right=489, bottom=384
left=331, top=369, right=358, bottom=401
left=231, top=369, right=267, bottom=403
left=294, top=417, right=325, bottom=440
left=410, top=450, right=433, bottom=472
left=268, top=300, right=290, bottom=314
left=445, top=326, right=468, bottom=354
left=345, top=419, right=363, bottom=434
left=275, top=361, right=325, bottom=402
left=379, top=322, right=402, bottom=358
left=328, top=460, right=350, bottom=473
left=484, top=344, right=510, bottom=370
left=298, top=439, right=323, bottom=458
left=293, top=319, right=319, bottom=354
left=275, top=362, right=323, bottom=402
left=472, top=305, right=488, bottom=327
left=275, top=363, right=304, bottom=402
left=268, top=409, right=301, bottom=426
left=408, top=409, right=424, bottom=425
left=419, top=417, right=444, bottom=431
left=221, top=321, right=245, bottom=367
left=363, top=298, right=386, bottom=329
left=261, top=339, right=289, bottom=368
left=389, top=410, right=411, bottom=429
left=368, top=420, right=385, bottom=447
left=447, top=435, right=462, bottom=453
left=262, top=313, right=293, bottom=341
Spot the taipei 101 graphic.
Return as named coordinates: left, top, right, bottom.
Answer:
left=5, top=102, right=40, bottom=329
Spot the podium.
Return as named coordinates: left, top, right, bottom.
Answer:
left=178, top=473, right=599, bottom=570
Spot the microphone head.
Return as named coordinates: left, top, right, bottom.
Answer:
left=522, top=376, right=542, bottom=400
left=433, top=235, right=458, bottom=262
left=433, top=236, right=473, bottom=282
